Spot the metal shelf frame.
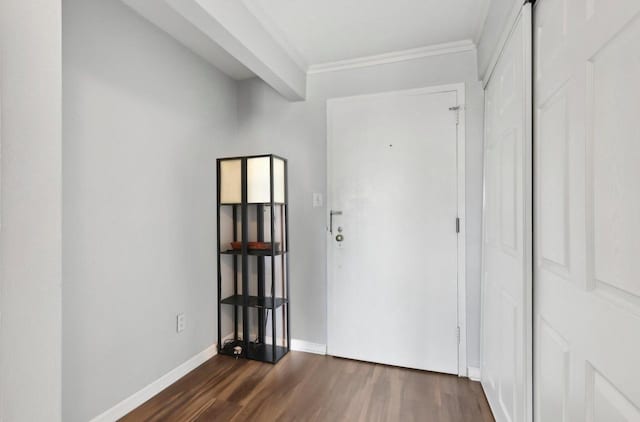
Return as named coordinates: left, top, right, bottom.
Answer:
left=216, top=154, right=290, bottom=363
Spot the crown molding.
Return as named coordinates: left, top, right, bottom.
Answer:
left=307, top=40, right=476, bottom=75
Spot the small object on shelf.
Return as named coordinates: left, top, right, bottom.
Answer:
left=233, top=345, right=242, bottom=359
left=230, top=241, right=281, bottom=251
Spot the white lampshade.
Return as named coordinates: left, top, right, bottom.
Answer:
left=220, top=159, right=241, bottom=204
left=219, top=156, right=285, bottom=204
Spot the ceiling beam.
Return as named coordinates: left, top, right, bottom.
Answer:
left=123, top=0, right=306, bottom=101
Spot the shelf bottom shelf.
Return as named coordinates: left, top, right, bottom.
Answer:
left=219, top=339, right=288, bottom=363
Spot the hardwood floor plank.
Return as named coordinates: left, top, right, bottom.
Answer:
left=120, top=352, right=494, bottom=422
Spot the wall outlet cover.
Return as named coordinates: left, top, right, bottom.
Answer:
left=176, top=313, right=185, bottom=333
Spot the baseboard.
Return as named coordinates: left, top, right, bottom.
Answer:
left=257, top=335, right=327, bottom=356
left=291, top=339, right=327, bottom=355
left=89, top=344, right=217, bottom=422
left=88, top=336, right=327, bottom=421
left=468, top=366, right=481, bottom=381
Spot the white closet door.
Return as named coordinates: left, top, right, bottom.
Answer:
left=534, top=0, right=640, bottom=420
left=481, top=4, right=532, bottom=422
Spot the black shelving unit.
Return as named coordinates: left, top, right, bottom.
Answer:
left=216, top=154, right=290, bottom=363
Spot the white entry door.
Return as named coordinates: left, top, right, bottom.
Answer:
left=534, top=0, right=640, bottom=421
left=481, top=4, right=532, bottom=422
left=327, top=85, right=465, bottom=375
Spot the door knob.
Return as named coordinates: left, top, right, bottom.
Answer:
left=335, top=234, right=344, bottom=242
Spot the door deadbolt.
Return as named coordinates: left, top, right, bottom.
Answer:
left=335, top=234, right=344, bottom=242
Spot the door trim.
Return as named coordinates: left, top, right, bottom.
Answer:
left=325, top=83, right=468, bottom=377
left=482, top=0, right=527, bottom=88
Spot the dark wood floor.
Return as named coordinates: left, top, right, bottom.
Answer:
left=121, top=352, right=494, bottom=422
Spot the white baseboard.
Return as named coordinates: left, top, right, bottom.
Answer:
left=468, top=366, right=481, bottom=381
left=90, top=336, right=328, bottom=421
left=291, top=339, right=327, bottom=355
left=89, top=344, right=217, bottom=422
left=263, top=335, right=327, bottom=355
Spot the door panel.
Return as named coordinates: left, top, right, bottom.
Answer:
left=327, top=87, right=462, bottom=374
left=534, top=0, right=640, bottom=421
left=481, top=5, right=532, bottom=422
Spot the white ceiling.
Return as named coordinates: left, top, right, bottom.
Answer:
left=244, top=0, right=490, bottom=66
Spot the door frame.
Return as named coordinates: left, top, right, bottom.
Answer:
left=325, top=83, right=468, bottom=377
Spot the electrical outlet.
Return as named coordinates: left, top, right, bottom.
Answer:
left=176, top=313, right=185, bottom=333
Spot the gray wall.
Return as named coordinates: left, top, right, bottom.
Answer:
left=0, top=1, right=63, bottom=420
left=235, top=50, right=485, bottom=368
left=477, top=0, right=524, bottom=81
left=60, top=4, right=488, bottom=418
left=62, top=0, right=237, bottom=420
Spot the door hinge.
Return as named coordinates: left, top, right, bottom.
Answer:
left=456, top=217, right=460, bottom=233
left=449, top=105, right=461, bottom=125
left=457, top=327, right=461, bottom=344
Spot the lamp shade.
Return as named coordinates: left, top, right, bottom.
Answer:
left=220, top=159, right=241, bottom=204
left=219, top=155, right=285, bottom=204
